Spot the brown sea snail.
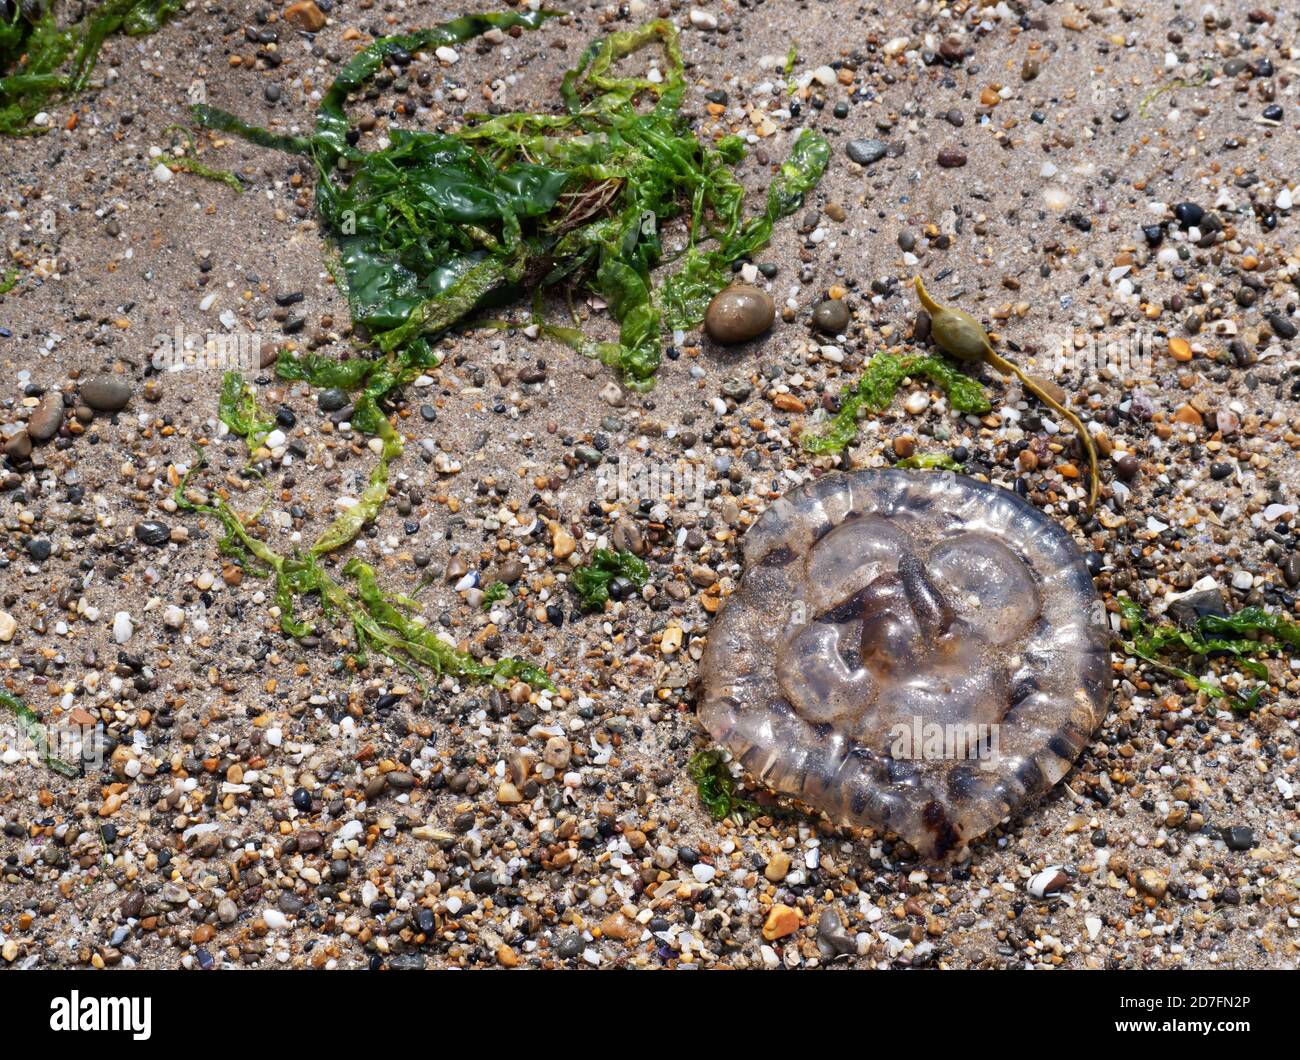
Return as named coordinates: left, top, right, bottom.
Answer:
left=698, top=468, right=1111, bottom=860
left=914, top=276, right=1100, bottom=512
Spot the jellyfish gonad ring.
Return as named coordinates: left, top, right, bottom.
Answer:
left=698, top=469, right=1112, bottom=860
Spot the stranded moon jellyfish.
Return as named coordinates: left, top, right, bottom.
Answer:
left=698, top=469, right=1111, bottom=859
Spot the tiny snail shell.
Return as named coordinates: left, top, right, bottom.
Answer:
left=698, top=468, right=1111, bottom=861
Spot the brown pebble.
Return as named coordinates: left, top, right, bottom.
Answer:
left=3, top=429, right=32, bottom=461
left=27, top=393, right=63, bottom=441
left=80, top=374, right=132, bottom=412
left=283, top=0, right=326, bottom=31
left=763, top=903, right=801, bottom=940
left=704, top=284, right=775, bottom=345
left=812, top=298, right=851, bottom=334
left=937, top=147, right=968, bottom=168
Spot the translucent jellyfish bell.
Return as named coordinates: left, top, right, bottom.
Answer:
left=699, top=469, right=1111, bottom=860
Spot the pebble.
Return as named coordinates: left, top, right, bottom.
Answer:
left=1027, top=866, right=1069, bottom=899
left=812, top=298, right=850, bottom=334
left=704, top=284, right=775, bottom=344
left=112, top=612, right=134, bottom=644
left=903, top=391, right=930, bottom=415
left=283, top=1, right=326, bottom=31
left=937, top=147, right=968, bottom=168
left=80, top=375, right=132, bottom=412
left=3, top=430, right=32, bottom=461
left=816, top=908, right=856, bottom=957
left=762, top=903, right=801, bottom=941
left=551, top=526, right=576, bottom=561
left=134, top=520, right=171, bottom=547
left=764, top=850, right=791, bottom=882
left=318, top=388, right=349, bottom=412
left=1135, top=868, right=1168, bottom=899
left=1266, top=313, right=1297, bottom=340
left=543, top=736, right=571, bottom=769
left=845, top=138, right=888, bottom=166
left=0, top=611, right=15, bottom=643
left=1221, top=826, right=1254, bottom=851
left=27, top=393, right=63, bottom=440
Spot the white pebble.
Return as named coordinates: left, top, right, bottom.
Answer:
left=112, top=612, right=134, bottom=644
left=903, top=391, right=930, bottom=415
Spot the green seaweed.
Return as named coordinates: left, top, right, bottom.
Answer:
left=173, top=449, right=551, bottom=692
left=192, top=14, right=828, bottom=391
left=481, top=581, right=508, bottom=608
left=894, top=452, right=963, bottom=471
left=218, top=370, right=273, bottom=452
left=160, top=125, right=244, bottom=192
left=801, top=352, right=991, bottom=455
left=0, top=265, right=19, bottom=294
left=688, top=749, right=766, bottom=821
left=0, top=689, right=78, bottom=777
left=310, top=415, right=401, bottom=556
left=1137, top=66, right=1213, bottom=119
left=570, top=548, right=649, bottom=610
left=0, top=0, right=181, bottom=135
left=1115, top=597, right=1299, bottom=712
left=347, top=559, right=553, bottom=690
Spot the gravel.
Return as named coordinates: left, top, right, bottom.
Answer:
left=0, top=0, right=1296, bottom=973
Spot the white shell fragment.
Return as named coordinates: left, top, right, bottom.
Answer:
left=699, top=469, right=1111, bottom=860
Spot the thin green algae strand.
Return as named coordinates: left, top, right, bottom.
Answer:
left=172, top=449, right=552, bottom=693
left=160, top=125, right=244, bottom=192
left=0, top=689, right=78, bottom=777
left=218, top=370, right=273, bottom=452
left=1116, top=596, right=1300, bottom=713
left=0, top=0, right=181, bottom=135
left=801, top=352, right=991, bottom=455
left=191, top=13, right=829, bottom=391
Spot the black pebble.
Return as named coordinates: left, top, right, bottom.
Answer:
left=1221, top=825, right=1254, bottom=851
left=134, top=520, right=171, bottom=547
left=318, top=388, right=349, bottom=412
